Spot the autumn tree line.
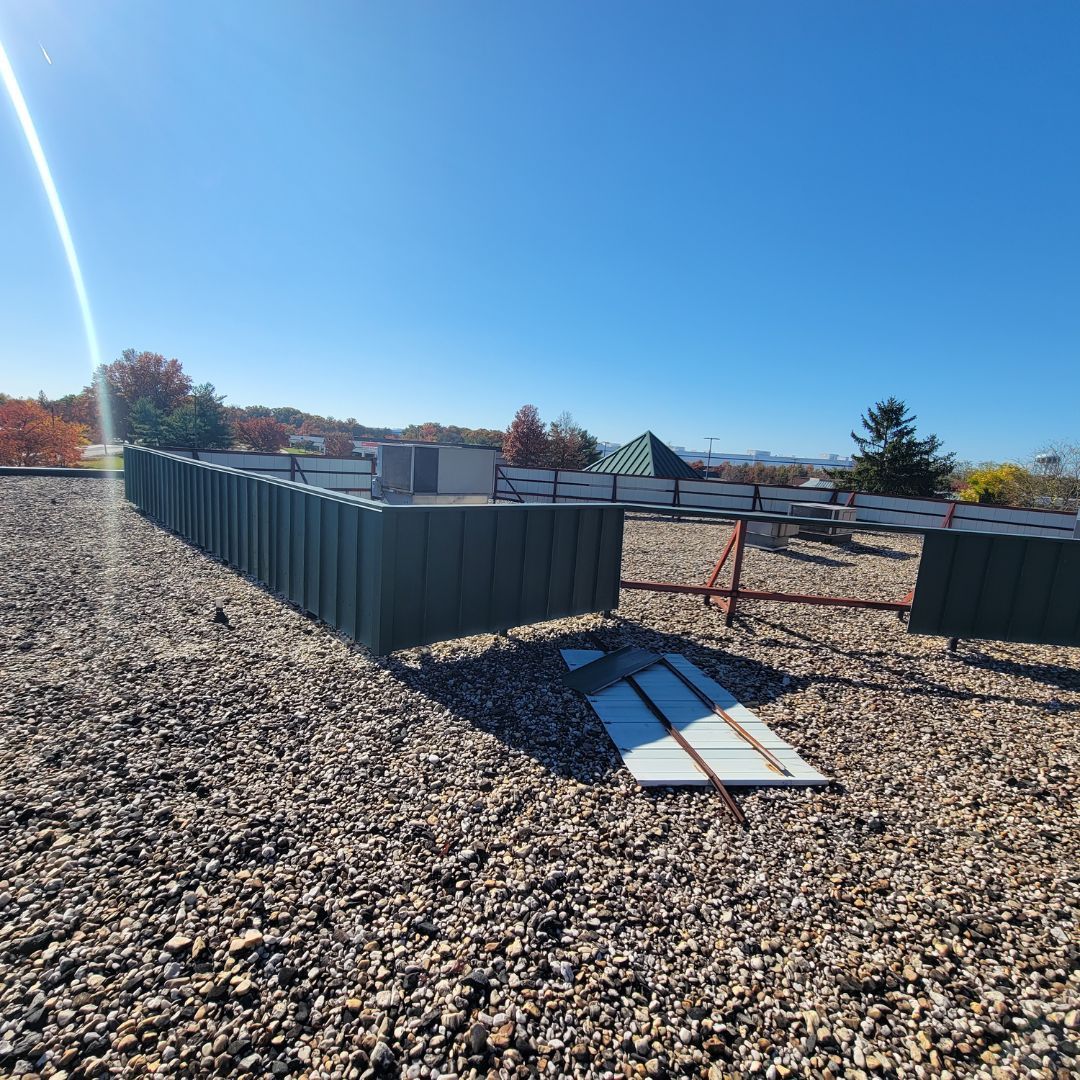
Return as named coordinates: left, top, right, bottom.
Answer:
left=2, top=356, right=1077, bottom=509
left=0, top=349, right=602, bottom=472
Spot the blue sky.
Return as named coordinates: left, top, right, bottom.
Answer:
left=1, top=2, right=1077, bottom=460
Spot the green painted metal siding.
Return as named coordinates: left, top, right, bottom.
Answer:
left=910, top=531, right=1080, bottom=645
left=124, top=446, right=622, bottom=653
left=377, top=501, right=623, bottom=653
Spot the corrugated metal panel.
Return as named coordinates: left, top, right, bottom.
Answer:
left=910, top=531, right=1080, bottom=644
left=124, top=446, right=622, bottom=653
left=557, top=473, right=616, bottom=501
left=376, top=501, right=623, bottom=652
left=497, top=465, right=1076, bottom=539
left=162, top=447, right=373, bottom=493
left=562, top=650, right=828, bottom=787
left=614, top=477, right=677, bottom=504
left=586, top=431, right=700, bottom=479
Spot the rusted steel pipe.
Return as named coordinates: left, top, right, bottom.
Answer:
left=622, top=672, right=747, bottom=826
left=621, top=578, right=913, bottom=612
left=655, top=657, right=788, bottom=777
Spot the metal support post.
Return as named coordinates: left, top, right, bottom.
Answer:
left=721, top=519, right=747, bottom=626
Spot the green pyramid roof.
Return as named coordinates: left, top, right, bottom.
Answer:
left=585, top=431, right=701, bottom=479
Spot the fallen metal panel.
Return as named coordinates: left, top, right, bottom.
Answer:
left=562, top=646, right=660, bottom=694
left=909, top=530, right=1080, bottom=644
left=563, top=650, right=828, bottom=787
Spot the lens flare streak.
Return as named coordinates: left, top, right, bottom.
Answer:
left=0, top=38, right=102, bottom=372
left=1, top=35, right=119, bottom=593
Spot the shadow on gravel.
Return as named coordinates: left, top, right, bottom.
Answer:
left=843, top=540, right=919, bottom=561
left=958, top=650, right=1080, bottom=692
left=747, top=615, right=1080, bottom=712
left=375, top=621, right=807, bottom=786
left=771, top=546, right=852, bottom=568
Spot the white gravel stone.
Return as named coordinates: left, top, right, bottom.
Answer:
left=0, top=479, right=1077, bottom=1079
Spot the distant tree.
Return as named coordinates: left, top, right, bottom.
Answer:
left=129, top=397, right=165, bottom=445
left=109, top=349, right=192, bottom=411
left=402, top=422, right=443, bottom=443
left=53, top=390, right=98, bottom=432
left=161, top=383, right=232, bottom=448
left=579, top=427, right=600, bottom=466
left=323, top=432, right=355, bottom=456
left=351, top=422, right=397, bottom=439
left=0, top=398, right=87, bottom=466
left=958, top=463, right=1027, bottom=505
left=236, top=404, right=274, bottom=419
left=91, top=349, right=192, bottom=439
left=837, top=397, right=954, bottom=497
left=438, top=426, right=466, bottom=445
left=1021, top=441, right=1080, bottom=508
left=547, top=411, right=599, bottom=470
left=235, top=417, right=290, bottom=452
left=297, top=412, right=353, bottom=435
left=272, top=406, right=306, bottom=428
left=504, top=404, right=549, bottom=467
left=462, top=427, right=504, bottom=450
left=400, top=422, right=505, bottom=448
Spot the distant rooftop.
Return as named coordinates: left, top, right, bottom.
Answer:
left=586, top=431, right=700, bottom=480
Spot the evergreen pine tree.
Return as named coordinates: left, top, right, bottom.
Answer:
left=841, top=397, right=954, bottom=496
left=162, top=383, right=233, bottom=448
left=129, top=397, right=165, bottom=445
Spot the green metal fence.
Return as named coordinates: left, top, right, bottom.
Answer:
left=910, top=530, right=1080, bottom=645
left=124, top=446, right=623, bottom=653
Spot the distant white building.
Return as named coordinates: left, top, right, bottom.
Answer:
left=674, top=446, right=854, bottom=470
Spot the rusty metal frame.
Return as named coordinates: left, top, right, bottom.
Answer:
left=622, top=517, right=914, bottom=623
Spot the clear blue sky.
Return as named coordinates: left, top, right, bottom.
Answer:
left=1, top=2, right=1077, bottom=460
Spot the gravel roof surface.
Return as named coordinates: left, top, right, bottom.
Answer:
left=1, top=477, right=1077, bottom=1080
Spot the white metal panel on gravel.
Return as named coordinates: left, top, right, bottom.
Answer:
left=562, top=650, right=829, bottom=787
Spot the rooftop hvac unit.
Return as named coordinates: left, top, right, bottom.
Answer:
left=377, top=443, right=496, bottom=504
left=745, top=520, right=800, bottom=550
left=788, top=502, right=856, bottom=543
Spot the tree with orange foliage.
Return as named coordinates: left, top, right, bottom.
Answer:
left=235, top=417, right=291, bottom=452
left=503, top=404, right=549, bottom=467
left=0, top=399, right=87, bottom=466
left=92, top=349, right=193, bottom=439
left=323, top=432, right=355, bottom=457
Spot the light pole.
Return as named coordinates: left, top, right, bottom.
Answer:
left=704, top=436, right=722, bottom=478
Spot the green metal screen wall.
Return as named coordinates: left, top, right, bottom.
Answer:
left=910, top=530, right=1080, bottom=645
left=124, top=446, right=623, bottom=653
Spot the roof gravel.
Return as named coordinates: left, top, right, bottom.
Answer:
left=1, top=477, right=1077, bottom=1079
